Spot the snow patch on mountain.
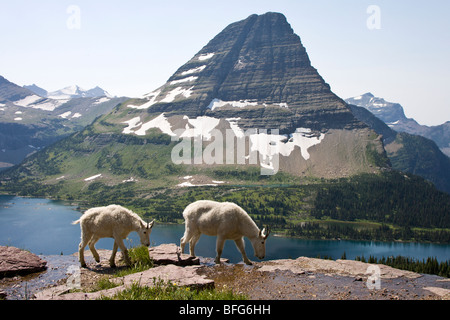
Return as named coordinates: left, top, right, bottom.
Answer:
left=129, top=86, right=193, bottom=110
left=169, top=76, right=198, bottom=85
left=59, top=111, right=72, bottom=119
left=14, top=95, right=42, bottom=107
left=207, top=99, right=258, bottom=110
left=161, top=86, right=194, bottom=102
left=47, top=85, right=112, bottom=100
left=134, top=113, right=176, bottom=137
left=84, top=174, right=102, bottom=181
left=248, top=128, right=325, bottom=168
left=93, top=97, right=111, bottom=105
left=207, top=98, right=289, bottom=110
left=122, top=112, right=326, bottom=172
left=198, top=53, right=214, bottom=60
left=14, top=94, right=66, bottom=111
left=130, top=90, right=162, bottom=109
left=180, top=116, right=221, bottom=140
left=122, top=117, right=143, bottom=134
left=181, top=65, right=206, bottom=75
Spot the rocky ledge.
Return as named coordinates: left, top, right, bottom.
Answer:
left=204, top=257, right=450, bottom=300
left=2, top=244, right=450, bottom=300
left=33, top=243, right=218, bottom=300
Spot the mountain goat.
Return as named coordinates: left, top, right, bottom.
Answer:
left=180, top=200, right=270, bottom=265
left=72, top=204, right=154, bottom=268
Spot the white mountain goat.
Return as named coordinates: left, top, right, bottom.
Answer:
left=72, top=204, right=154, bottom=268
left=180, top=200, right=270, bottom=265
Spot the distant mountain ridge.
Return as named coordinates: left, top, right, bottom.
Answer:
left=0, top=75, right=126, bottom=169
left=24, top=84, right=112, bottom=100
left=348, top=103, right=450, bottom=194
left=22, top=84, right=48, bottom=98
left=346, top=93, right=450, bottom=157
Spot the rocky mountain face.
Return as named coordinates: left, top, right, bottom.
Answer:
left=22, top=84, right=48, bottom=98
left=0, top=75, right=126, bottom=169
left=0, top=76, right=36, bottom=103
left=129, top=13, right=361, bottom=133
left=346, top=93, right=450, bottom=157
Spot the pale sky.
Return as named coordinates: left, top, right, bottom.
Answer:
left=0, top=0, right=449, bottom=126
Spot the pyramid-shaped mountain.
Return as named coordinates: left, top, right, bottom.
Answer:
left=124, top=12, right=362, bottom=133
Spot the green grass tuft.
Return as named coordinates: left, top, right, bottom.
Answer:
left=114, top=245, right=154, bottom=278
left=100, top=278, right=247, bottom=300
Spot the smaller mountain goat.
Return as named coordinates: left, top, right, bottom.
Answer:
left=180, top=200, right=270, bottom=265
left=73, top=204, right=154, bottom=268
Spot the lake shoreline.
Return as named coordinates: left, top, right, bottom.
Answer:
left=1, top=192, right=449, bottom=245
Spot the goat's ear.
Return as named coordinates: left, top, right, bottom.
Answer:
left=148, top=220, right=154, bottom=229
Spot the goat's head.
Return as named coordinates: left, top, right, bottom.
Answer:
left=251, top=226, right=270, bottom=260
left=138, top=220, right=154, bottom=247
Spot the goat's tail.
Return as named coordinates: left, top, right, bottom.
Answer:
left=72, top=219, right=81, bottom=225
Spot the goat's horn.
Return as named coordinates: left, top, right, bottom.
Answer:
left=264, top=226, right=270, bottom=239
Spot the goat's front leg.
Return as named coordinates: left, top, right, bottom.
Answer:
left=109, top=241, right=118, bottom=268
left=114, top=237, right=131, bottom=266
left=215, top=236, right=225, bottom=264
left=234, top=237, right=252, bottom=265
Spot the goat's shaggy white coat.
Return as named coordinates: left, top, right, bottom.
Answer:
left=180, top=200, right=269, bottom=265
left=72, top=204, right=154, bottom=268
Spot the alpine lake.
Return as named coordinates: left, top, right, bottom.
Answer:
left=1, top=195, right=449, bottom=264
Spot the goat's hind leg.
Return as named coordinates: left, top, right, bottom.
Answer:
left=189, top=233, right=201, bottom=257
left=215, top=236, right=225, bottom=264
left=180, top=229, right=200, bottom=257
left=180, top=232, right=189, bottom=254
left=88, top=237, right=100, bottom=263
left=180, top=226, right=195, bottom=255
left=78, top=231, right=91, bottom=268
left=109, top=241, right=118, bottom=268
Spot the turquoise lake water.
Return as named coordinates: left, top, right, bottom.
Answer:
left=0, top=195, right=449, bottom=263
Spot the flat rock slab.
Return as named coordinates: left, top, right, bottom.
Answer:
left=0, top=246, right=47, bottom=278
left=259, top=257, right=422, bottom=279
left=149, top=243, right=200, bottom=266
